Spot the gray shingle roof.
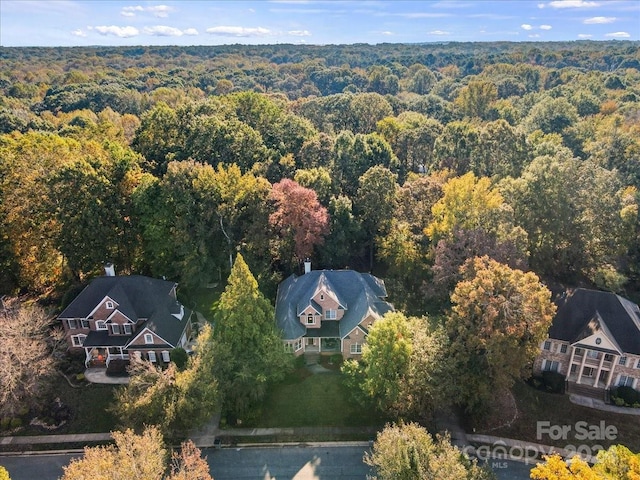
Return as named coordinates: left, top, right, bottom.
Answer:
left=275, top=270, right=393, bottom=340
left=59, top=275, right=189, bottom=349
left=551, top=288, right=640, bottom=355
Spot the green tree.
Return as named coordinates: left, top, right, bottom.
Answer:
left=213, top=254, right=291, bottom=419
left=319, top=194, right=365, bottom=269
left=446, top=256, right=555, bottom=414
left=365, top=423, right=494, bottom=480
left=455, top=79, right=497, bottom=120
left=0, top=466, right=10, bottom=480
left=113, top=325, right=218, bottom=436
left=355, top=166, right=398, bottom=270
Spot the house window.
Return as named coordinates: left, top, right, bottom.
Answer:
left=307, top=314, right=314, bottom=325
left=543, top=340, right=552, bottom=351
left=618, top=375, right=634, bottom=387
left=67, top=319, right=78, bottom=329
left=570, top=364, right=578, bottom=374
left=111, top=324, right=120, bottom=335
left=320, top=294, right=324, bottom=301
left=96, top=320, right=107, bottom=331
left=123, top=324, right=132, bottom=335
left=583, top=367, right=595, bottom=378
left=575, top=348, right=584, bottom=355
left=71, top=334, right=86, bottom=347
left=350, top=343, right=362, bottom=354
left=619, top=356, right=628, bottom=366
left=294, top=338, right=302, bottom=351
left=144, top=333, right=154, bottom=345
left=81, top=319, right=90, bottom=329
left=605, top=354, right=614, bottom=362
left=325, top=309, right=337, bottom=320
left=162, top=351, right=170, bottom=363
left=148, top=351, right=157, bottom=363
left=560, top=344, right=568, bottom=354
left=544, top=360, right=559, bottom=372
left=284, top=342, right=293, bottom=353
left=587, top=350, right=599, bottom=359
left=106, top=301, right=114, bottom=309
left=636, top=359, right=640, bottom=369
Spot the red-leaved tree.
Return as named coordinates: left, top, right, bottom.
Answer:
left=269, top=179, right=329, bottom=266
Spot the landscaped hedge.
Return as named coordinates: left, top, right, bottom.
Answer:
left=611, top=386, right=640, bottom=407
left=528, top=371, right=565, bottom=394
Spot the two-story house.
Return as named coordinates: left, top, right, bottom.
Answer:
left=275, top=263, right=394, bottom=358
left=534, top=288, right=640, bottom=398
left=59, top=265, right=192, bottom=369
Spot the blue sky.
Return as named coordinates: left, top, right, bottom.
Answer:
left=1, top=0, right=638, bottom=47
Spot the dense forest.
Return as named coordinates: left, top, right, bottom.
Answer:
left=1, top=41, right=639, bottom=313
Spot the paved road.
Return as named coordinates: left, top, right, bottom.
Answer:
left=0, top=446, right=534, bottom=480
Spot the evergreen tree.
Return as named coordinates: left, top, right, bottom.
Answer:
left=213, top=254, right=292, bottom=420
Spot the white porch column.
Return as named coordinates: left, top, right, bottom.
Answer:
left=84, top=347, right=92, bottom=367
left=605, top=355, right=619, bottom=389
left=576, top=350, right=588, bottom=384
left=566, top=346, right=577, bottom=380
left=595, top=353, right=606, bottom=388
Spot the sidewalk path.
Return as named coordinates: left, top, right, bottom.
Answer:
left=570, top=395, right=640, bottom=415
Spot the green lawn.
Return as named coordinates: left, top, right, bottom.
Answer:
left=180, top=285, right=223, bottom=323
left=250, top=371, right=388, bottom=428
left=477, top=381, right=640, bottom=452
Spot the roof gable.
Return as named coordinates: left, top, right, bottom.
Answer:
left=550, top=288, right=640, bottom=355
left=275, top=270, right=394, bottom=341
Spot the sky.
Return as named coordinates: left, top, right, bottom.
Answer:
left=1, top=0, right=639, bottom=47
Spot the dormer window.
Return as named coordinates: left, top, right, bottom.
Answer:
left=111, top=324, right=120, bottom=335
left=96, top=320, right=107, bottom=331
left=123, top=324, right=132, bottom=335
left=106, top=301, right=114, bottom=310
left=144, top=333, right=154, bottom=344
left=307, top=314, right=314, bottom=325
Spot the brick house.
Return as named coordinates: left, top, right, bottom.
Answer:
left=59, top=265, right=192, bottom=369
left=275, top=263, right=394, bottom=358
left=534, top=288, right=640, bottom=395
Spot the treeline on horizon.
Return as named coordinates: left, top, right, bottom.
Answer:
left=1, top=41, right=639, bottom=314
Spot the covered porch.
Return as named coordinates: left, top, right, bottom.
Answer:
left=82, top=331, right=130, bottom=368
left=304, top=322, right=341, bottom=354
left=565, top=345, right=619, bottom=389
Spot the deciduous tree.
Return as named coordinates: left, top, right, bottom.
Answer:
left=446, top=256, right=555, bottom=414
left=365, top=423, right=494, bottom=480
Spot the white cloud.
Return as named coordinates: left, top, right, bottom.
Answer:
left=71, top=29, right=87, bottom=37
left=93, top=25, right=139, bottom=38
left=381, top=31, right=394, bottom=35
left=147, top=5, right=173, bottom=18
left=538, top=3, right=545, bottom=8
left=396, top=12, right=451, bottom=18
left=288, top=30, right=311, bottom=36
left=529, top=34, right=541, bottom=38
left=143, top=25, right=184, bottom=36
left=577, top=33, right=593, bottom=38
left=548, top=0, right=599, bottom=8
left=605, top=31, right=630, bottom=38
left=428, top=30, right=450, bottom=35
left=206, top=26, right=273, bottom=37
left=184, top=28, right=199, bottom=36
left=584, top=16, right=615, bottom=24
left=121, top=5, right=143, bottom=17
left=540, top=24, right=552, bottom=30
left=521, top=24, right=533, bottom=30
left=121, top=5, right=173, bottom=18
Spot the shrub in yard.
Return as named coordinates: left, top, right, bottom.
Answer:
left=170, top=347, right=189, bottom=370
left=9, top=418, right=22, bottom=429
left=542, top=371, right=565, bottom=393
left=0, top=417, right=10, bottom=430
left=611, top=386, right=640, bottom=407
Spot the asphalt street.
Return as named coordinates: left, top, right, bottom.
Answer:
left=0, top=446, right=534, bottom=480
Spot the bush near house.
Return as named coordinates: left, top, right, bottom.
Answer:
left=527, top=371, right=565, bottom=394
left=611, top=386, right=640, bottom=407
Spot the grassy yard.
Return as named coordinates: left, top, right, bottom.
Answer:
left=247, top=370, right=388, bottom=429
left=477, top=381, right=640, bottom=452
left=15, top=380, right=119, bottom=436
left=180, top=285, right=224, bottom=323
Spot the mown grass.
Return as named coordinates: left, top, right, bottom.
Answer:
left=478, top=381, right=640, bottom=452
left=249, top=371, right=388, bottom=429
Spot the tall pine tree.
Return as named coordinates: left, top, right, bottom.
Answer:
left=213, top=254, right=291, bottom=420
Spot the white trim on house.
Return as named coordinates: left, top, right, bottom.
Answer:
left=148, top=351, right=157, bottom=363
left=86, top=295, right=119, bottom=319
left=126, top=327, right=175, bottom=350
left=105, top=308, right=134, bottom=324
left=71, top=334, right=87, bottom=347
left=144, top=333, right=153, bottom=344
left=96, top=320, right=108, bottom=331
